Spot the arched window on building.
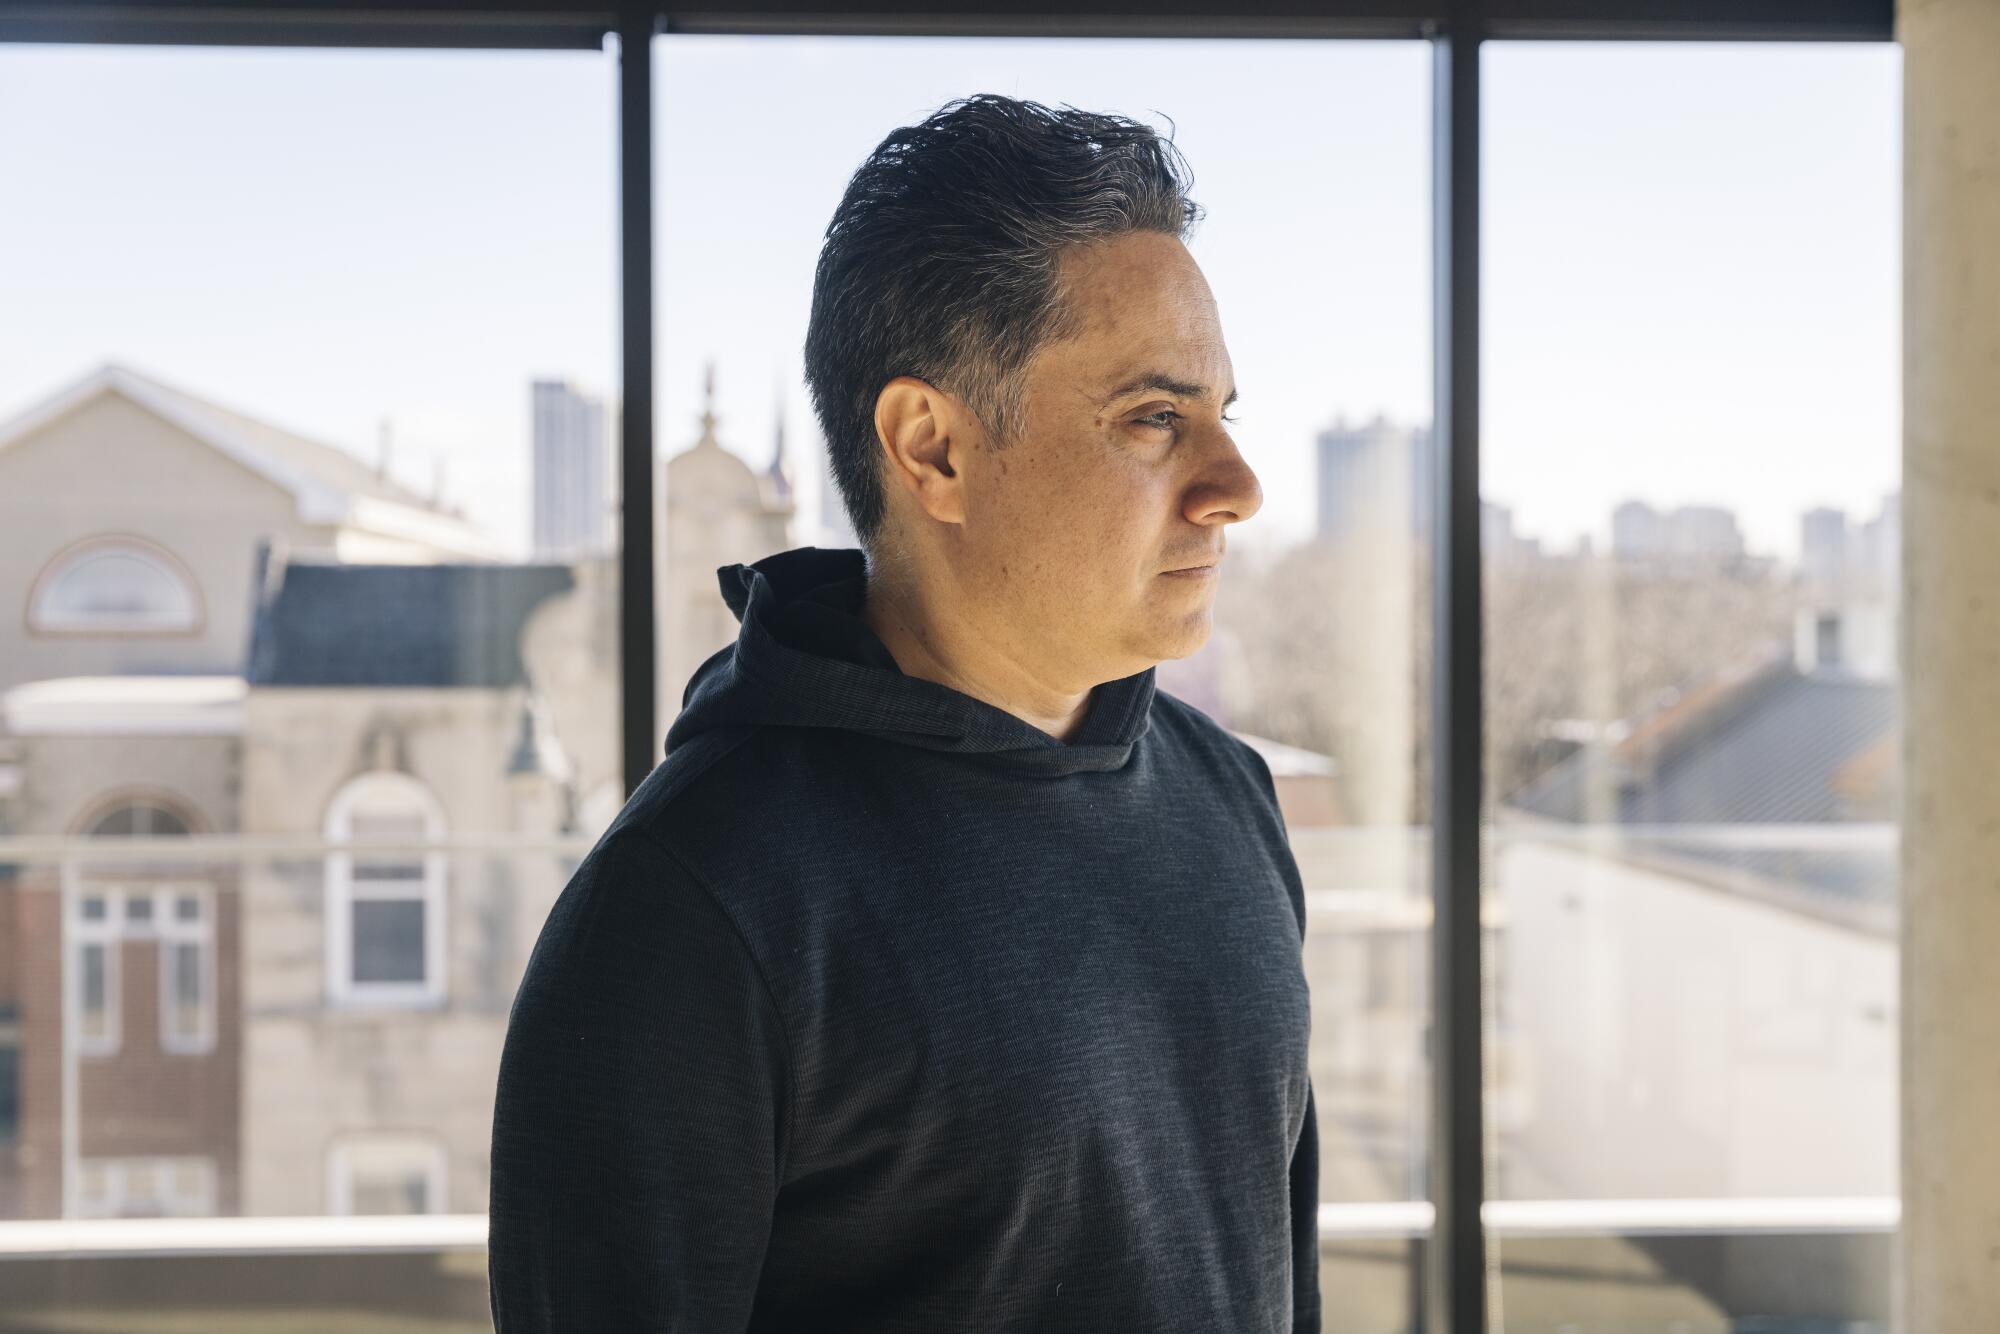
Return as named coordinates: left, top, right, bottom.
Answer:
left=324, top=772, right=447, bottom=1007
left=29, top=537, right=201, bottom=634
left=71, top=797, right=212, bottom=1057
left=86, top=801, right=193, bottom=838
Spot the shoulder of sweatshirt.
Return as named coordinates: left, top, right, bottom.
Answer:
left=592, top=687, right=1294, bottom=921
left=1148, top=685, right=1284, bottom=813
left=596, top=719, right=890, bottom=892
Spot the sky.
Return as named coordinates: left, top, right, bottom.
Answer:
left=0, top=36, right=1900, bottom=563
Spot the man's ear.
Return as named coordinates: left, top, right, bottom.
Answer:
left=873, top=375, right=968, bottom=529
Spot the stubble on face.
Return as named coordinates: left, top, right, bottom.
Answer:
left=956, top=230, right=1253, bottom=681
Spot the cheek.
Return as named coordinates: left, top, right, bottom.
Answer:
left=976, top=437, right=1163, bottom=584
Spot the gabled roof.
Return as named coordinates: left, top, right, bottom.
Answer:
left=1506, top=661, right=1901, bottom=919
left=247, top=549, right=574, bottom=689
left=0, top=362, right=505, bottom=559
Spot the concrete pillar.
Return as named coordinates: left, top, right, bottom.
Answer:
left=1901, top=1, right=2000, bottom=1328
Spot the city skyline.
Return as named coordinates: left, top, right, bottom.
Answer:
left=0, top=38, right=1899, bottom=563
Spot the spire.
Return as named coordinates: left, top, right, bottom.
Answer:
left=765, top=370, right=794, bottom=504
left=695, top=359, right=721, bottom=450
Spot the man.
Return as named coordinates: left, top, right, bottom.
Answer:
left=489, top=92, right=1320, bottom=1333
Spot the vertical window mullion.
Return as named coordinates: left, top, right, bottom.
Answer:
left=618, top=5, right=658, bottom=794
left=1428, top=17, right=1488, bottom=1334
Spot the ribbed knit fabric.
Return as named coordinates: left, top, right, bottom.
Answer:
left=488, top=545, right=1322, bottom=1332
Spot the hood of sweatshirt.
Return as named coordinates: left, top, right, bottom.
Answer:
left=664, top=545, right=1156, bottom=777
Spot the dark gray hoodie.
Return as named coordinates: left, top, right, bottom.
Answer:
left=488, top=544, right=1320, bottom=1332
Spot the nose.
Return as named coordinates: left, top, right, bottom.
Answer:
left=1182, top=427, right=1264, bottom=528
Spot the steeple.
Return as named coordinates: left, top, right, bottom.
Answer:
left=765, top=372, right=794, bottom=505
left=695, top=360, right=722, bottom=450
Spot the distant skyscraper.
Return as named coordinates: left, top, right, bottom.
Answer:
left=1669, top=504, right=1746, bottom=562
left=1481, top=499, right=1541, bottom=562
left=531, top=378, right=610, bottom=560
left=1612, top=499, right=1745, bottom=565
left=1858, top=490, right=1900, bottom=598
left=1314, top=415, right=1432, bottom=548
left=1801, top=505, right=1851, bottom=590
left=1612, top=499, right=1669, bottom=560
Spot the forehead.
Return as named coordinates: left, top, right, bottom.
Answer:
left=1048, top=232, right=1230, bottom=383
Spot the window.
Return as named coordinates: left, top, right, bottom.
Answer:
left=70, top=894, right=121, bottom=1057
left=86, top=801, right=193, bottom=838
left=326, top=1135, right=446, bottom=1216
left=1483, top=38, right=1899, bottom=1327
left=324, top=771, right=448, bottom=1006
left=158, top=887, right=215, bottom=1054
left=28, top=536, right=201, bottom=633
left=0, top=1010, right=17, bottom=1144
left=657, top=34, right=1434, bottom=1243
left=67, top=884, right=217, bottom=1057
left=0, top=26, right=617, bottom=1286
left=75, top=1156, right=217, bottom=1219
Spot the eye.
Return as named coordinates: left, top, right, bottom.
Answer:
left=1134, top=407, right=1242, bottom=432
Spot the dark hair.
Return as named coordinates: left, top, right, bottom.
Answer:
left=803, top=93, right=1205, bottom=552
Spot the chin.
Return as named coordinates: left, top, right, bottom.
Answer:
left=1136, top=610, right=1212, bottom=664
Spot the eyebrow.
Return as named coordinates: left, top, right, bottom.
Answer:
left=1097, top=372, right=1240, bottom=412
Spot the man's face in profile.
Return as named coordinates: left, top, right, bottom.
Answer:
left=956, top=229, right=1264, bottom=682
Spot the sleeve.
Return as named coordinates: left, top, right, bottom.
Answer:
left=488, top=828, right=791, bottom=1332
left=1244, top=738, right=1323, bottom=1331
left=1290, top=1079, right=1323, bottom=1333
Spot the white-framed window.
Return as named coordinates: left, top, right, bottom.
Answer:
left=68, top=883, right=218, bottom=1058
left=324, top=771, right=447, bottom=1007
left=326, top=1135, right=447, bottom=1216
left=29, top=536, right=201, bottom=634
left=71, top=891, right=120, bottom=1057
left=159, top=887, right=217, bottom=1055
left=76, top=1155, right=217, bottom=1218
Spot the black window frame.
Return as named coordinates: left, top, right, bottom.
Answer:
left=0, top=3, right=1898, bottom=1328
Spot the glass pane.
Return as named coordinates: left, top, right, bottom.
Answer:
left=170, top=941, right=204, bottom=1039
left=350, top=899, right=427, bottom=985
left=79, top=943, right=109, bottom=1038
left=0, top=1039, right=18, bottom=1143
left=352, top=859, right=426, bottom=884
left=87, top=803, right=192, bottom=838
left=36, top=547, right=200, bottom=631
left=346, top=810, right=427, bottom=843
left=351, top=1171, right=432, bottom=1217
left=659, top=34, right=1431, bottom=1325
left=1484, top=41, right=1901, bottom=1331
left=0, top=45, right=617, bottom=1326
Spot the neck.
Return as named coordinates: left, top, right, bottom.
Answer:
left=859, top=560, right=1094, bottom=744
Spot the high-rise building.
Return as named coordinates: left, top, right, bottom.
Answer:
left=1612, top=499, right=1669, bottom=561
left=1612, top=499, right=1745, bottom=565
left=1858, top=490, right=1901, bottom=600
left=531, top=379, right=611, bottom=560
left=1801, top=505, right=1851, bottom=591
left=1314, top=414, right=1433, bottom=548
